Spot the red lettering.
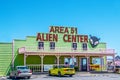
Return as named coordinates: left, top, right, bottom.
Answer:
left=55, top=27, right=59, bottom=33
left=68, top=35, right=71, bottom=42
left=42, top=33, right=45, bottom=41
left=60, top=27, right=64, bottom=33
left=53, top=34, right=58, bottom=42
left=79, top=35, right=83, bottom=42
left=50, top=26, right=55, bottom=33
left=63, top=34, right=68, bottom=42
left=36, top=33, right=41, bottom=41
left=72, top=35, right=76, bottom=42
left=46, top=33, right=49, bottom=41
left=65, top=27, right=69, bottom=34
left=84, top=35, right=88, bottom=42
left=75, top=28, right=77, bottom=34
left=77, top=35, right=80, bottom=42
left=71, top=27, right=75, bottom=34
left=49, top=34, right=53, bottom=41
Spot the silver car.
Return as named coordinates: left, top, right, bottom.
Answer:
left=10, top=66, right=32, bottom=79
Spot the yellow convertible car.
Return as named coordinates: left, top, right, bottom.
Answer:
left=49, top=66, right=75, bottom=77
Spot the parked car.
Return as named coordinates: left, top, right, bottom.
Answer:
left=115, top=66, right=120, bottom=73
left=49, top=66, right=75, bottom=77
left=9, top=66, right=32, bottom=79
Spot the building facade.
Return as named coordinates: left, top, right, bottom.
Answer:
left=0, top=26, right=116, bottom=76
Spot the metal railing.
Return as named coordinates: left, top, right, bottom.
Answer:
left=26, top=64, right=65, bottom=72
left=26, top=64, right=109, bottom=72
left=27, top=64, right=41, bottom=72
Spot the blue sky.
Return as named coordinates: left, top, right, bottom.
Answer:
left=0, top=0, right=120, bottom=55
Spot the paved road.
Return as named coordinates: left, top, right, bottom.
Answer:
left=1, top=72, right=120, bottom=80
left=30, top=72, right=120, bottom=80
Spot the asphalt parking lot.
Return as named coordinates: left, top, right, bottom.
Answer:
left=0, top=72, right=120, bottom=80
left=30, top=72, right=120, bottom=80
left=31, top=72, right=120, bottom=80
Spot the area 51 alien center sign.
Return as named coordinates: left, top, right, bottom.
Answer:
left=36, top=26, right=88, bottom=43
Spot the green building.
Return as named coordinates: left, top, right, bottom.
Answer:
left=0, top=26, right=115, bottom=76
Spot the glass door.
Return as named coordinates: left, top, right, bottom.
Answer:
left=81, top=58, right=87, bottom=71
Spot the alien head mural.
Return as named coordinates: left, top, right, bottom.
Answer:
left=89, top=35, right=100, bottom=48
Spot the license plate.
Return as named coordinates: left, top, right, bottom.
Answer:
left=23, top=71, right=28, bottom=73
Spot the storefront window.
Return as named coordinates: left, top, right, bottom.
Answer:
left=72, top=43, right=77, bottom=50
left=38, top=42, right=44, bottom=49
left=92, top=58, right=101, bottom=65
left=50, top=42, right=55, bottom=49
left=64, top=57, right=77, bottom=68
left=82, top=43, right=87, bottom=50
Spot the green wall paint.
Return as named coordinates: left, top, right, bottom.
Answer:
left=27, top=55, right=41, bottom=64
left=14, top=54, right=24, bottom=66
left=0, top=43, right=12, bottom=76
left=43, top=56, right=56, bottom=64
left=13, top=33, right=107, bottom=67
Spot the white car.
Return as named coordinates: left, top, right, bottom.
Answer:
left=10, top=66, right=32, bottom=79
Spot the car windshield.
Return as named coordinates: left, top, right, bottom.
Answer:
left=17, top=66, right=29, bottom=69
left=59, top=66, right=67, bottom=68
left=54, top=66, right=68, bottom=68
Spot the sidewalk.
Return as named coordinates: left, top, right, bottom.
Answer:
left=0, top=76, right=7, bottom=80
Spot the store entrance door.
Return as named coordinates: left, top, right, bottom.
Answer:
left=81, top=58, right=87, bottom=71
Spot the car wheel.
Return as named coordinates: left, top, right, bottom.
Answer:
left=27, top=76, right=31, bottom=79
left=14, top=76, right=17, bottom=79
left=69, top=75, right=73, bottom=77
left=49, top=71, right=52, bottom=76
left=9, top=72, right=16, bottom=79
left=58, top=72, right=61, bottom=77
left=9, top=76, right=13, bottom=79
